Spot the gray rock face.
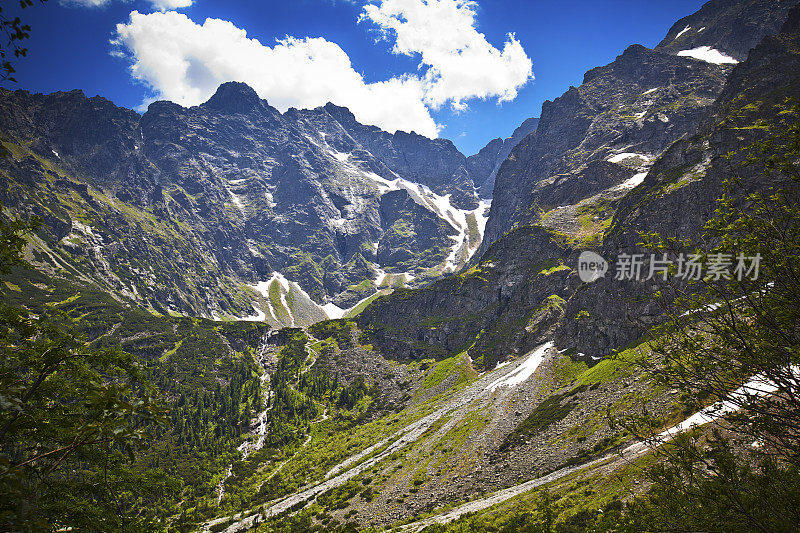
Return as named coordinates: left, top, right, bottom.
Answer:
left=0, top=82, right=496, bottom=320
left=656, top=0, right=799, bottom=61
left=480, top=0, right=800, bottom=263
left=556, top=2, right=800, bottom=355
left=481, top=43, right=732, bottom=256
left=357, top=0, right=800, bottom=366
left=376, top=190, right=455, bottom=270
left=293, top=103, right=479, bottom=210
left=467, top=117, right=540, bottom=199
left=358, top=226, right=577, bottom=370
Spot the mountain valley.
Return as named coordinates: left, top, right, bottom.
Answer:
left=2, top=0, right=800, bottom=531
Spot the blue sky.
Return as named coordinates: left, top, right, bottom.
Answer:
left=7, top=0, right=707, bottom=155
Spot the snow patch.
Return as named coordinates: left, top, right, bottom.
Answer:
left=443, top=198, right=492, bottom=272
left=642, top=88, right=658, bottom=95
left=322, top=303, right=346, bottom=319
left=247, top=239, right=263, bottom=257
left=656, top=372, right=788, bottom=441
left=618, top=172, right=648, bottom=189
left=607, top=153, right=652, bottom=165
left=486, top=342, right=553, bottom=391
left=677, top=46, right=739, bottom=65
left=328, top=150, right=351, bottom=162
left=242, top=306, right=266, bottom=322
left=252, top=272, right=335, bottom=326
left=251, top=278, right=280, bottom=324
left=674, top=25, right=691, bottom=40
left=363, top=172, right=489, bottom=272
left=229, top=192, right=245, bottom=212
left=493, top=360, right=512, bottom=371
left=473, top=199, right=492, bottom=245
left=71, top=221, right=96, bottom=237
left=374, top=267, right=387, bottom=287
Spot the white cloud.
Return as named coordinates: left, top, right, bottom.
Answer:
left=359, top=0, right=532, bottom=111
left=149, top=0, right=193, bottom=11
left=113, top=11, right=438, bottom=136
left=112, top=1, right=532, bottom=137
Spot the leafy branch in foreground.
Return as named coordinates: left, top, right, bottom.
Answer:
left=0, top=0, right=47, bottom=83
left=0, top=213, right=169, bottom=532
left=620, top=111, right=800, bottom=531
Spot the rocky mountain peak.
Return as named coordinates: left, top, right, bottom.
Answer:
left=321, top=101, right=358, bottom=125
left=466, top=116, right=539, bottom=199
left=201, top=81, right=264, bottom=114
left=656, top=0, right=800, bottom=61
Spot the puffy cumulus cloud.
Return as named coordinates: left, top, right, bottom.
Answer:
left=149, top=0, right=193, bottom=11
left=361, top=1, right=531, bottom=110
left=113, top=11, right=438, bottom=136
left=113, top=1, right=532, bottom=137
left=360, top=0, right=532, bottom=111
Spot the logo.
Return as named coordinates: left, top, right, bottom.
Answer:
left=577, top=251, right=608, bottom=283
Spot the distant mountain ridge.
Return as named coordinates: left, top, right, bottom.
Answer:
left=0, top=82, right=518, bottom=325
left=466, top=117, right=540, bottom=199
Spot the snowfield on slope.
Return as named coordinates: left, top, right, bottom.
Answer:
left=677, top=46, right=739, bottom=64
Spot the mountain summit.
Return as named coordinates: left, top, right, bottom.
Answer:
left=202, top=81, right=265, bottom=113
left=0, top=81, right=510, bottom=325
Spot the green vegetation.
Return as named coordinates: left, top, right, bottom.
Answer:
left=540, top=263, right=570, bottom=276
left=574, top=341, right=647, bottom=386
left=574, top=197, right=615, bottom=245
left=268, top=279, right=292, bottom=324
left=5, top=18, right=800, bottom=533
left=550, top=354, right=589, bottom=386
left=344, top=290, right=390, bottom=318
left=309, top=319, right=356, bottom=350
left=0, top=224, right=272, bottom=528
left=419, top=351, right=476, bottom=392
left=0, top=215, right=169, bottom=531
left=416, top=450, right=657, bottom=533
left=616, top=112, right=800, bottom=532
left=465, top=211, right=480, bottom=247
left=465, top=111, right=800, bottom=533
